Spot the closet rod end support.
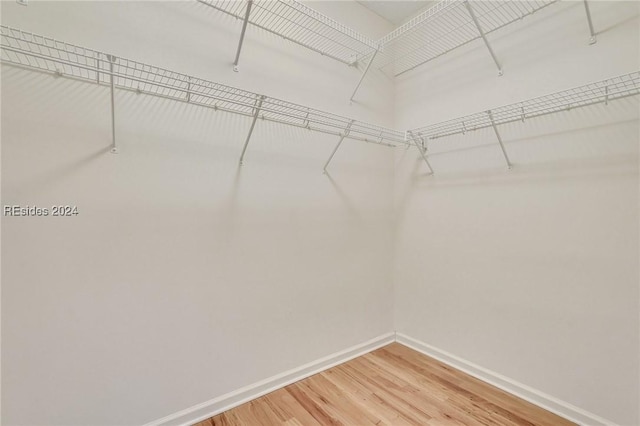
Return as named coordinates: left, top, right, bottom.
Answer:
left=233, top=65, right=239, bottom=72
left=589, top=36, right=597, bottom=45
left=110, top=147, right=118, bottom=154
left=497, top=69, right=504, bottom=76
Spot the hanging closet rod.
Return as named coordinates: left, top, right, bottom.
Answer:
left=411, top=71, right=640, bottom=140
left=197, top=0, right=378, bottom=66
left=0, top=25, right=406, bottom=147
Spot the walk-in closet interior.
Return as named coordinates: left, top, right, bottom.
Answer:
left=1, top=0, right=639, bottom=425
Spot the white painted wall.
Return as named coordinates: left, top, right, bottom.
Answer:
left=394, top=1, right=640, bottom=425
left=0, top=2, right=396, bottom=425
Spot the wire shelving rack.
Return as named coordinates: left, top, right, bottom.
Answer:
left=411, top=72, right=640, bottom=139
left=2, top=25, right=637, bottom=174
left=194, top=0, right=602, bottom=104
left=197, top=0, right=378, bottom=66
left=408, top=71, right=640, bottom=170
left=367, top=0, right=558, bottom=77
left=0, top=25, right=407, bottom=168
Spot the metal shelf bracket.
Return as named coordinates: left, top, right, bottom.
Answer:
left=407, top=130, right=434, bottom=175
left=107, top=54, right=118, bottom=154
left=583, top=0, right=597, bottom=45
left=487, top=110, right=512, bottom=169
left=95, top=53, right=101, bottom=84
left=238, top=94, right=264, bottom=165
left=233, top=0, right=254, bottom=72
left=350, top=47, right=379, bottom=102
left=323, top=120, right=355, bottom=172
left=464, top=1, right=503, bottom=76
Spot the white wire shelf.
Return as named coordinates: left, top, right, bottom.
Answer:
left=0, top=25, right=406, bottom=147
left=2, top=25, right=637, bottom=173
left=197, top=0, right=378, bottom=66
left=366, top=0, right=558, bottom=77
left=411, top=71, right=640, bottom=140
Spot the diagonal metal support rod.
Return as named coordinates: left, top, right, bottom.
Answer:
left=233, top=0, right=253, bottom=72
left=407, top=131, right=434, bottom=175
left=583, top=0, right=597, bottom=45
left=487, top=111, right=512, bottom=169
left=350, top=48, right=379, bottom=102
left=323, top=120, right=355, bottom=172
left=239, top=95, right=264, bottom=165
left=465, top=1, right=503, bottom=76
left=107, top=54, right=118, bottom=154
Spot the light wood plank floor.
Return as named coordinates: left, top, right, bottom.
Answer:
left=195, top=343, right=575, bottom=426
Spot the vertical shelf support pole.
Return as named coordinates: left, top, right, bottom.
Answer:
left=407, top=131, right=434, bottom=175
left=583, top=0, right=597, bottom=44
left=350, top=48, right=379, bottom=102
left=323, top=120, right=355, bottom=172
left=464, top=1, right=503, bottom=76
left=96, top=53, right=100, bottom=84
left=487, top=111, right=512, bottom=169
left=239, top=95, right=264, bottom=165
left=107, top=54, right=118, bottom=154
left=233, top=0, right=253, bottom=72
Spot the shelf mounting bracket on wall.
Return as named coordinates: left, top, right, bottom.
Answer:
left=464, top=1, right=503, bottom=76
left=323, top=120, right=354, bottom=172
left=233, top=0, right=253, bottom=72
left=239, top=94, right=264, bottom=165
left=406, top=130, right=434, bottom=175
left=583, top=0, right=597, bottom=45
left=107, top=54, right=118, bottom=154
left=487, top=110, right=512, bottom=169
left=350, top=47, right=379, bottom=102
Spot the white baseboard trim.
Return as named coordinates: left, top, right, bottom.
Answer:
left=395, top=333, right=617, bottom=426
left=143, top=331, right=617, bottom=426
left=142, top=332, right=395, bottom=426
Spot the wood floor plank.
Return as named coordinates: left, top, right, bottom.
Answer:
left=322, top=367, right=414, bottom=425
left=368, top=349, right=526, bottom=426
left=314, top=372, right=384, bottom=425
left=266, top=388, right=322, bottom=426
left=341, top=359, right=448, bottom=424
left=286, top=383, right=343, bottom=425
left=337, top=362, right=437, bottom=425
left=380, top=345, right=570, bottom=426
left=347, top=354, right=489, bottom=426
left=295, top=374, right=380, bottom=425
left=198, top=343, right=575, bottom=426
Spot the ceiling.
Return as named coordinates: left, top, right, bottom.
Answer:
left=356, top=1, right=436, bottom=26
